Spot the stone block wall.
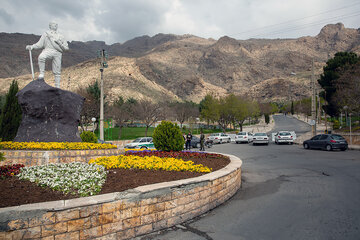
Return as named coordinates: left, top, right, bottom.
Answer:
left=0, top=149, right=124, bottom=167
left=0, top=154, right=242, bottom=240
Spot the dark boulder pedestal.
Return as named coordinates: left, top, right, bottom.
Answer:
left=14, top=78, right=85, bottom=142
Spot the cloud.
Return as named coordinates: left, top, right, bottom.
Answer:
left=0, top=0, right=359, bottom=44
left=0, top=8, right=14, bottom=25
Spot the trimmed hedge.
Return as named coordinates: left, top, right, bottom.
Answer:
left=152, top=121, right=185, bottom=151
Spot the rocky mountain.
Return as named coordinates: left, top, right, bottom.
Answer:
left=0, top=32, right=183, bottom=78
left=0, top=23, right=359, bottom=103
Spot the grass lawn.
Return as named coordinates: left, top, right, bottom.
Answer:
left=96, top=127, right=155, bottom=141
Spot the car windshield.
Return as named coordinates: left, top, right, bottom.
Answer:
left=254, top=133, right=267, bottom=136
left=133, top=138, right=142, bottom=142
left=331, top=135, right=345, bottom=140
left=211, top=133, right=219, bottom=136
left=237, top=132, right=246, bottom=135
left=279, top=132, right=291, bottom=136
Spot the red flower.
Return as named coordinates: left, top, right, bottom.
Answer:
left=0, top=164, right=25, bottom=178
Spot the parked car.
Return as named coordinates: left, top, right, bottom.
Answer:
left=184, top=136, right=213, bottom=149
left=124, top=137, right=154, bottom=149
left=303, top=134, right=348, bottom=151
left=207, top=133, right=231, bottom=144
left=252, top=132, right=269, bottom=145
left=235, top=132, right=253, bottom=143
left=227, top=134, right=237, bottom=142
left=275, top=131, right=294, bottom=144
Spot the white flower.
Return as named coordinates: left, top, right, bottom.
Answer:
left=18, top=162, right=107, bottom=196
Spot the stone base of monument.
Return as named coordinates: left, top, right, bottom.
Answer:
left=14, top=78, right=84, bottom=142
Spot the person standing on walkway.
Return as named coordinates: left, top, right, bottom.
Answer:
left=200, top=130, right=205, bottom=151
left=185, top=131, right=192, bottom=150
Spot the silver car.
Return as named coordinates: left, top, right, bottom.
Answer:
left=235, top=132, right=253, bottom=143
left=275, top=131, right=294, bottom=144
left=207, top=133, right=231, bottom=144
left=252, top=132, right=269, bottom=145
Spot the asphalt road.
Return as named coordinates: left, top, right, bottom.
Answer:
left=271, top=114, right=311, bottom=135
left=139, top=115, right=360, bottom=240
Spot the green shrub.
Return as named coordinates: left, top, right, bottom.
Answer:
left=0, top=152, right=5, bottom=162
left=152, top=121, right=185, bottom=151
left=80, top=131, right=98, bottom=143
left=333, top=120, right=340, bottom=129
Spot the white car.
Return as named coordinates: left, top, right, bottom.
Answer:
left=124, top=137, right=154, bottom=149
left=235, top=132, right=253, bottom=143
left=252, top=132, right=269, bottom=145
left=275, top=131, right=294, bottom=144
left=207, top=133, right=231, bottom=144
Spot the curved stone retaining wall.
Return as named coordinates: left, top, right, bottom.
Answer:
left=0, top=153, right=242, bottom=240
left=0, top=149, right=124, bottom=167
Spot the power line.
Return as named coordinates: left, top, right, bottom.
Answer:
left=237, top=2, right=360, bottom=37
left=249, top=11, right=360, bottom=38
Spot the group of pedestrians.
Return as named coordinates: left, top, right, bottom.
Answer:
left=184, top=131, right=206, bottom=151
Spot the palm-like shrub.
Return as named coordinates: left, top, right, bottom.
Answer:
left=152, top=121, right=185, bottom=151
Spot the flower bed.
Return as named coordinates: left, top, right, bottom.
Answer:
left=17, top=162, right=107, bottom=197
left=89, top=155, right=211, bottom=173
left=0, top=164, right=24, bottom=179
left=125, top=150, right=224, bottom=159
left=0, top=153, right=241, bottom=240
left=0, top=141, right=117, bottom=150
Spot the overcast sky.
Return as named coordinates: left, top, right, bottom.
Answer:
left=1, top=0, right=359, bottom=44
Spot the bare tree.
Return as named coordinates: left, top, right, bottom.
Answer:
left=334, top=61, right=360, bottom=113
left=133, top=100, right=165, bottom=137
left=76, top=87, right=99, bottom=131
left=107, top=96, right=131, bottom=139
left=171, top=101, right=199, bottom=128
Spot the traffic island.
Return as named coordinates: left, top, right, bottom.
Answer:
left=0, top=153, right=242, bottom=240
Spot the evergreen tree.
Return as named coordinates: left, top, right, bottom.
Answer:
left=318, top=52, right=359, bottom=116
left=0, top=80, right=22, bottom=141
left=87, top=80, right=101, bottom=102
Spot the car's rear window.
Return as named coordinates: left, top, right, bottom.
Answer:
left=331, top=135, right=345, bottom=140
left=279, top=132, right=291, bottom=136
left=254, top=133, right=267, bottom=136
left=237, top=132, right=246, bottom=135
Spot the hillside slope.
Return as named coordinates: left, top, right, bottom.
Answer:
left=0, top=23, right=359, bottom=103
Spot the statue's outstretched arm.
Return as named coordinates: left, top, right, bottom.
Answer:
left=29, top=34, right=45, bottom=50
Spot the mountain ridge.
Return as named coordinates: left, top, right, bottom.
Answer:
left=0, top=23, right=359, bottom=103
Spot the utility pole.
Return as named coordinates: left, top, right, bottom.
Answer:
left=317, top=87, right=321, bottom=124
left=349, top=113, right=352, bottom=145
left=98, top=49, right=109, bottom=142
left=67, top=76, right=71, bottom=90
left=311, top=58, right=317, bottom=136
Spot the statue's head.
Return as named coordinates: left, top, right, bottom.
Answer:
left=49, top=21, right=58, bottom=31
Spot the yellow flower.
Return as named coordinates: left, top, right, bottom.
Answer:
left=89, top=155, right=211, bottom=173
left=0, top=141, right=117, bottom=150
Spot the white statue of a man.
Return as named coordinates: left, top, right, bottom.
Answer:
left=26, top=21, right=69, bottom=88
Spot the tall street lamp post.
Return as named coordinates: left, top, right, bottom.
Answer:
left=98, top=49, right=108, bottom=142
left=343, top=106, right=348, bottom=127
left=349, top=113, right=352, bottom=145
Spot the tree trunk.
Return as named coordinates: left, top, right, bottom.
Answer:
left=145, top=125, right=149, bottom=137
left=118, top=126, right=123, bottom=140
